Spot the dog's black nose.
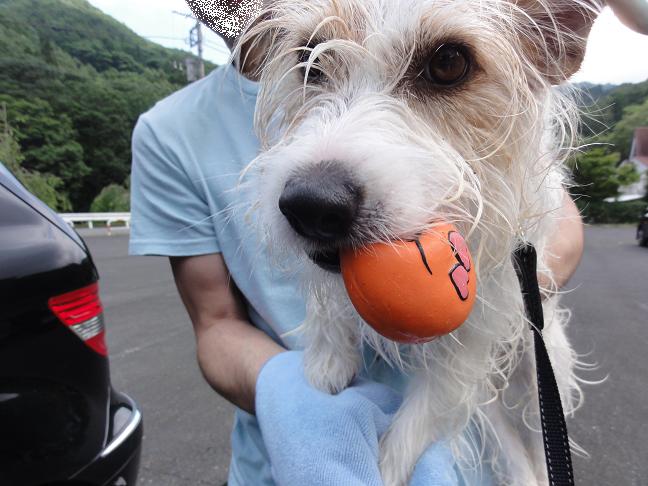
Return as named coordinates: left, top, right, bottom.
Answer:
left=279, top=161, right=362, bottom=242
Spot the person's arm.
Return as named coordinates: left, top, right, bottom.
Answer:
left=541, top=192, right=585, bottom=290
left=128, top=115, right=284, bottom=414
left=607, top=0, right=648, bottom=35
left=170, top=253, right=284, bottom=414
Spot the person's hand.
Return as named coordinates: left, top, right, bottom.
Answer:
left=255, top=351, right=458, bottom=486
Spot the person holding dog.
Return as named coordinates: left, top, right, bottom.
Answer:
left=129, top=1, right=646, bottom=484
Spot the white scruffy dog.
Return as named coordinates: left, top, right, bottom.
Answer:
left=238, top=1, right=601, bottom=484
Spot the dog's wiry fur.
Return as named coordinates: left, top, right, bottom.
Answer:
left=236, top=1, right=601, bottom=484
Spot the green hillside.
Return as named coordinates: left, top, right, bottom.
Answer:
left=569, top=78, right=648, bottom=222
left=581, top=79, right=648, bottom=158
left=0, top=0, right=215, bottom=210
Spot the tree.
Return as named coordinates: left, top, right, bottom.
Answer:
left=18, top=170, right=72, bottom=211
left=603, top=98, right=648, bottom=160
left=0, top=95, right=88, bottom=189
left=568, top=147, right=640, bottom=201
left=0, top=103, right=71, bottom=211
left=90, top=183, right=130, bottom=212
left=0, top=104, right=23, bottom=173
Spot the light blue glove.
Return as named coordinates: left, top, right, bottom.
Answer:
left=255, top=351, right=458, bottom=486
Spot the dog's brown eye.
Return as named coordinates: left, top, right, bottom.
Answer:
left=424, top=44, right=470, bottom=87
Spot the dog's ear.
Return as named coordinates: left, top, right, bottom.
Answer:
left=234, top=8, right=278, bottom=81
left=516, top=0, right=604, bottom=82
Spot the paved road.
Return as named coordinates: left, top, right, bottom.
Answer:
left=84, top=225, right=648, bottom=486
left=561, top=226, right=648, bottom=486
left=84, top=233, right=234, bottom=485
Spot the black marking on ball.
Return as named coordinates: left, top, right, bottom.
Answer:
left=414, top=238, right=434, bottom=276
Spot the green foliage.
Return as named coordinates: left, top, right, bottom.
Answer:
left=573, top=79, right=648, bottom=225
left=0, top=94, right=88, bottom=190
left=0, top=106, right=22, bottom=172
left=568, top=147, right=639, bottom=201
left=0, top=0, right=216, bottom=210
left=18, top=169, right=72, bottom=211
left=90, top=183, right=129, bottom=212
left=601, top=98, right=648, bottom=160
left=603, top=81, right=648, bottom=126
left=575, top=199, right=647, bottom=224
left=1, top=103, right=71, bottom=210
left=581, top=79, right=648, bottom=133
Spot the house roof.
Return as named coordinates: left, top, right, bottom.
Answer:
left=630, top=127, right=648, bottom=167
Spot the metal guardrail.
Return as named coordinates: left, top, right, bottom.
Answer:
left=59, top=212, right=131, bottom=234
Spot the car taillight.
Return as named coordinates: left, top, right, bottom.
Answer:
left=48, top=282, right=107, bottom=356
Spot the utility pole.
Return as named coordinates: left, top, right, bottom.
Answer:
left=173, top=10, right=205, bottom=80
left=190, top=21, right=205, bottom=79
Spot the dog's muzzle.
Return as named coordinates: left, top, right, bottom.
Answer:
left=278, top=160, right=362, bottom=271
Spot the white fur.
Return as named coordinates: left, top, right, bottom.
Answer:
left=236, top=1, right=601, bottom=484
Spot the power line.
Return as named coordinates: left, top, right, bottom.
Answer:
left=203, top=41, right=230, bottom=57
left=204, top=46, right=230, bottom=58
left=172, top=10, right=195, bottom=19
left=143, top=35, right=188, bottom=42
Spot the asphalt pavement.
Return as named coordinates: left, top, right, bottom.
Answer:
left=84, top=232, right=234, bottom=485
left=84, top=225, right=648, bottom=486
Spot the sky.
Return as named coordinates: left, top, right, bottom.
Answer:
left=88, top=0, right=648, bottom=85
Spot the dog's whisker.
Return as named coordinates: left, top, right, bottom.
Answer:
left=448, top=332, right=465, bottom=348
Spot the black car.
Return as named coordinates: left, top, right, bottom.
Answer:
left=638, top=209, right=648, bottom=247
left=0, top=164, right=142, bottom=486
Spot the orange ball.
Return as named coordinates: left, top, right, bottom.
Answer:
left=340, top=223, right=476, bottom=343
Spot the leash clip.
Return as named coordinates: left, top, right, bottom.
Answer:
left=513, top=242, right=575, bottom=486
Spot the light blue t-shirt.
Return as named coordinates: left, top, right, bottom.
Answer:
left=130, top=65, right=401, bottom=485
left=130, top=65, right=305, bottom=485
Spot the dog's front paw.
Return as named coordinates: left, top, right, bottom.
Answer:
left=303, top=349, right=360, bottom=394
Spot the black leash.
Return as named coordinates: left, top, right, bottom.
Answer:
left=513, top=243, right=575, bottom=486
